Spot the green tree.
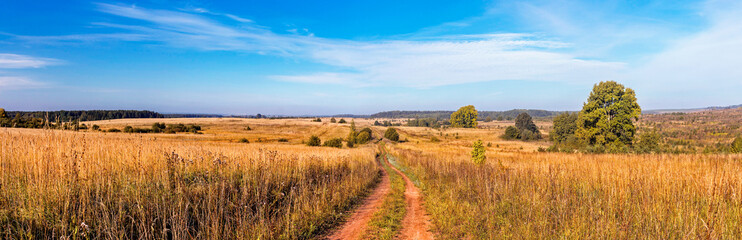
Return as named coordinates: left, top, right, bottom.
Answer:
left=515, top=113, right=540, bottom=137
left=576, top=81, right=641, bottom=147
left=0, top=108, right=6, bottom=119
left=471, top=140, right=486, bottom=164
left=450, top=105, right=478, bottom=128
left=306, top=135, right=321, bottom=146
left=338, top=119, right=347, bottom=123
left=550, top=112, right=578, bottom=143
left=731, top=136, right=742, bottom=153
left=384, top=128, right=400, bottom=142
left=330, top=117, right=337, bottom=123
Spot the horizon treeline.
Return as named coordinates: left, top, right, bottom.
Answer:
left=6, top=110, right=164, bottom=122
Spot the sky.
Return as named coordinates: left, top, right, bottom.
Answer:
left=1, top=0, right=742, bottom=115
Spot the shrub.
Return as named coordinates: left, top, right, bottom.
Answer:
left=92, top=125, right=100, bottom=131
left=323, top=138, right=343, bottom=148
left=239, top=138, right=249, bottom=143
left=346, top=140, right=354, bottom=148
left=430, top=136, right=440, bottom=143
left=356, top=131, right=371, bottom=144
left=338, top=119, right=347, bottom=124
left=107, top=128, right=121, bottom=132
left=384, top=128, right=400, bottom=142
left=306, top=135, right=321, bottom=146
left=471, top=140, right=486, bottom=164
left=278, top=138, right=289, bottom=142
left=502, top=126, right=519, bottom=140
left=515, top=113, right=541, bottom=139
left=123, top=126, right=134, bottom=133
left=636, top=130, right=663, bottom=153
left=550, top=112, right=578, bottom=143
left=330, top=117, right=337, bottom=123
left=312, top=118, right=322, bottom=122
left=731, top=136, right=742, bottom=153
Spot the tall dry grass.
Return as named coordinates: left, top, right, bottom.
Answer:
left=391, top=144, right=742, bottom=239
left=0, top=128, right=379, bottom=239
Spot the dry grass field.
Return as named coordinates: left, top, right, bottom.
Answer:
left=390, top=124, right=742, bottom=239
left=0, top=125, right=379, bottom=239
left=3, top=115, right=742, bottom=239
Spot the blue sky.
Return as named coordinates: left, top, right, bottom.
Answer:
left=1, top=0, right=742, bottom=115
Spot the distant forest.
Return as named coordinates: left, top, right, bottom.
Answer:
left=7, top=110, right=163, bottom=122
left=370, top=109, right=566, bottom=121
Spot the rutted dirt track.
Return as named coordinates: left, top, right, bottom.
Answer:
left=385, top=154, right=435, bottom=240
left=326, top=150, right=434, bottom=239
left=326, top=158, right=391, bottom=240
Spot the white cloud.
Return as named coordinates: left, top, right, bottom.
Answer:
left=626, top=1, right=742, bottom=90
left=0, top=76, right=44, bottom=89
left=0, top=53, right=57, bottom=90
left=0, top=53, right=57, bottom=69
left=54, top=3, right=622, bottom=88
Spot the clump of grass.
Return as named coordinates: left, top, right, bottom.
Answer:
left=363, top=148, right=407, bottom=239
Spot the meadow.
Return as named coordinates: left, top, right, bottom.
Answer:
left=390, top=123, right=742, bottom=239
left=0, top=126, right=379, bottom=239
left=2, top=114, right=742, bottom=239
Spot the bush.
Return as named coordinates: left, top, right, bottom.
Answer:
left=239, top=138, right=249, bottom=143
left=732, top=137, right=742, bottom=153
left=92, top=125, right=100, bottom=131
left=323, top=138, right=343, bottom=148
left=356, top=131, right=371, bottom=144
left=471, top=140, right=486, bottom=164
left=430, top=136, right=440, bottom=143
left=346, top=140, right=354, bottom=148
left=502, top=126, right=519, bottom=140
left=330, top=117, right=337, bottom=123
left=384, top=128, right=400, bottom=142
left=636, top=130, right=663, bottom=153
left=515, top=113, right=541, bottom=140
left=123, top=126, right=134, bottom=133
left=306, top=135, right=321, bottom=146
left=338, top=119, right=347, bottom=123
left=278, top=138, right=289, bottom=142
left=312, top=118, right=322, bottom=122
left=107, top=128, right=121, bottom=132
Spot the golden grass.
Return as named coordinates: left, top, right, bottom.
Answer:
left=390, top=140, right=742, bottom=239
left=0, top=128, right=379, bottom=239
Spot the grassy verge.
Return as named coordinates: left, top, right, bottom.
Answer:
left=362, top=147, right=407, bottom=239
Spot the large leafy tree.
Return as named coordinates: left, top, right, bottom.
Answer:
left=576, top=81, right=641, bottom=146
left=450, top=105, right=478, bottom=128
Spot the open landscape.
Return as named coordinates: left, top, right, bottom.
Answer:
left=3, top=0, right=742, bottom=239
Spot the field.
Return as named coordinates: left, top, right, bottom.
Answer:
left=2, top=115, right=742, bottom=239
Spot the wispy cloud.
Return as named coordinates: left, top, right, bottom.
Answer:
left=0, top=76, right=44, bottom=89
left=0, top=53, right=57, bottom=89
left=39, top=3, right=619, bottom=88
left=0, top=53, right=58, bottom=69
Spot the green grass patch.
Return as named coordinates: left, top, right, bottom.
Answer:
left=363, top=152, right=407, bottom=239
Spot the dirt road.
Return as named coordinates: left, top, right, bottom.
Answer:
left=326, top=151, right=434, bottom=239
left=326, top=158, right=391, bottom=240
left=385, top=155, right=435, bottom=240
